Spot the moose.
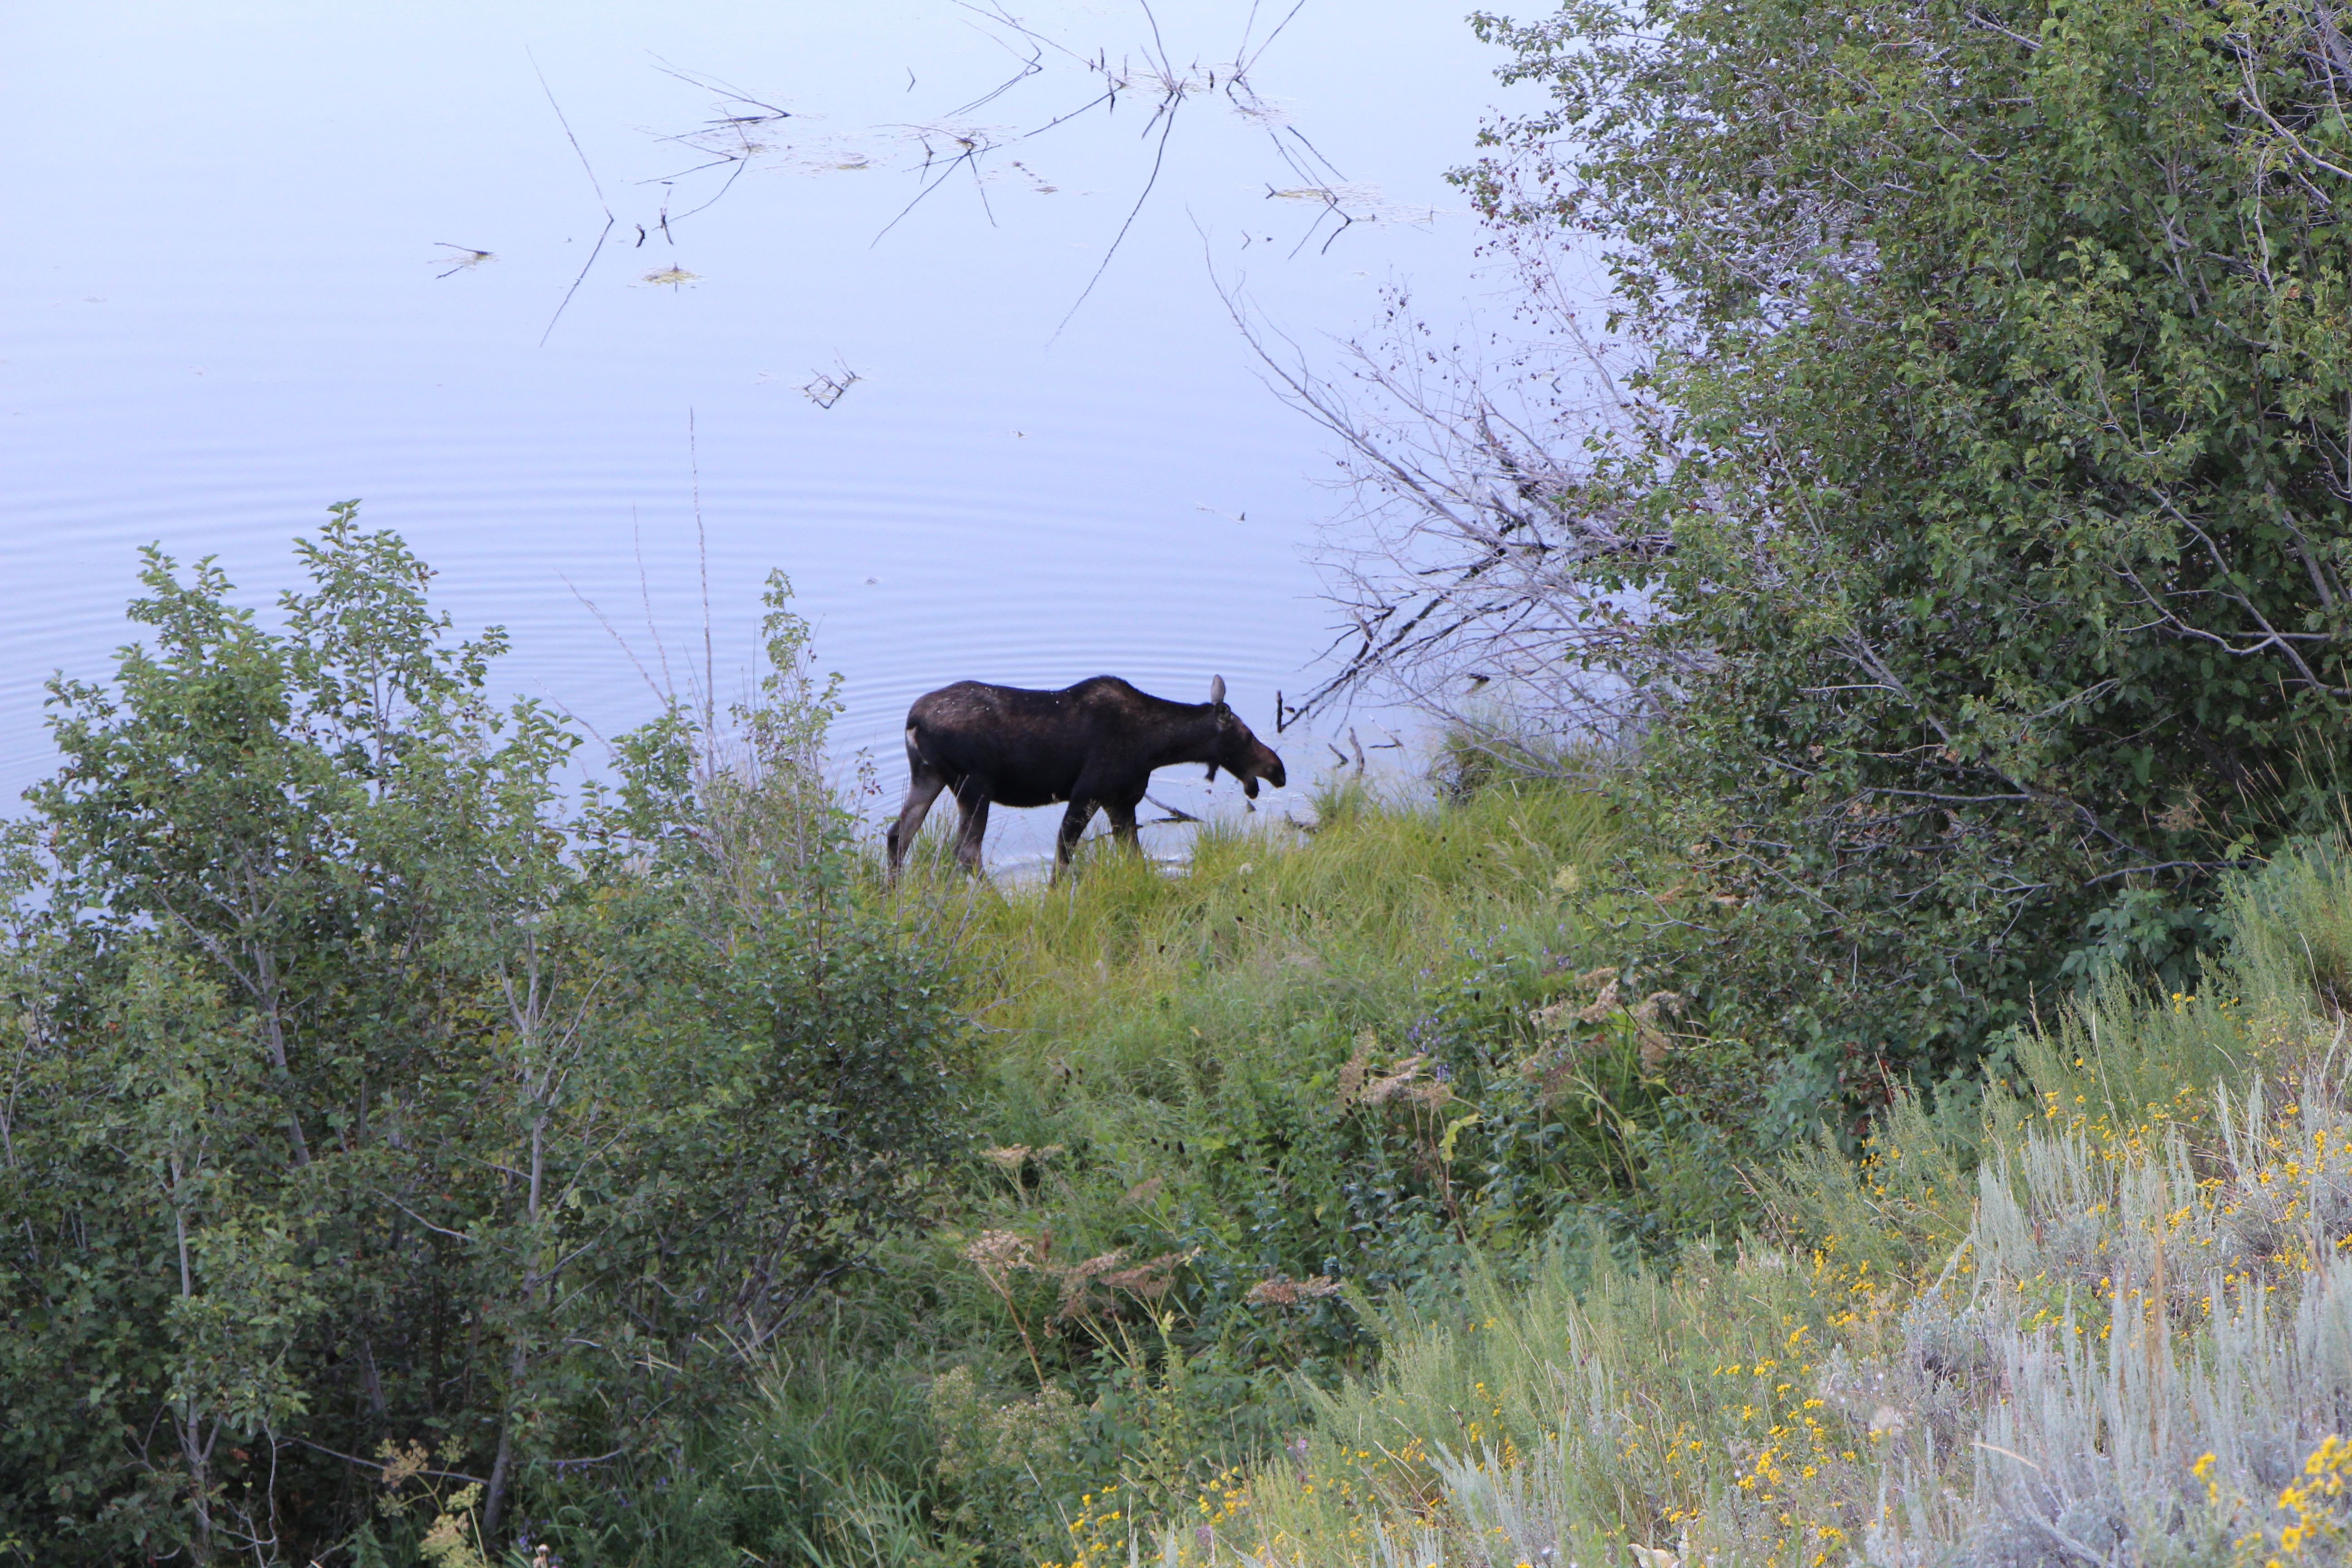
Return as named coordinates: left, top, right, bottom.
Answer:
left=884, top=674, right=1287, bottom=877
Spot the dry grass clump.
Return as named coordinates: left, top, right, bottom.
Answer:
left=1165, top=841, right=2352, bottom=1568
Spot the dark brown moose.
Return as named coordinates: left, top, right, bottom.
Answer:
left=885, top=674, right=1287, bottom=877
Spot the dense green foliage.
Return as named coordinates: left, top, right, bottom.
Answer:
left=1464, top=0, right=2352, bottom=1111
left=0, top=514, right=969, bottom=1563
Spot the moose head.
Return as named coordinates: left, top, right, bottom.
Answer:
left=1201, top=675, right=1287, bottom=799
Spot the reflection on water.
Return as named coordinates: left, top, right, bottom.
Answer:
left=0, top=0, right=1518, bottom=859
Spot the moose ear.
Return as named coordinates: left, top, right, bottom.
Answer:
left=1208, top=674, right=1226, bottom=708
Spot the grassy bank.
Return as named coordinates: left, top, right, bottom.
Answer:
left=1161, top=843, right=2352, bottom=1568
left=627, top=775, right=1677, bottom=1568
left=896, top=779, right=1643, bottom=1532
left=325, top=768, right=2352, bottom=1568
left=362, top=778, right=2352, bottom=1568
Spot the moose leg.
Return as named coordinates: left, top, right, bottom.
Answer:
left=885, top=771, right=948, bottom=879
left=952, top=784, right=993, bottom=873
left=1106, top=798, right=1142, bottom=852
left=1054, top=798, right=1098, bottom=874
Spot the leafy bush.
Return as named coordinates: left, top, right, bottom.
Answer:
left=0, top=513, right=969, bottom=1564
left=1456, top=0, right=2352, bottom=1111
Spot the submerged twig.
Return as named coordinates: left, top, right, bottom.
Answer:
left=531, top=51, right=618, bottom=346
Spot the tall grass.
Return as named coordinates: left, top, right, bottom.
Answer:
left=1174, top=841, right=2352, bottom=1568
left=902, top=777, right=1618, bottom=1063
left=888, top=777, right=1624, bottom=1240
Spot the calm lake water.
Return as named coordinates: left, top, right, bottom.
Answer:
left=3, top=1, right=1524, bottom=861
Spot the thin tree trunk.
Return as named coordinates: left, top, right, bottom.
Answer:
left=484, top=964, right=550, bottom=1544
left=170, top=1152, right=216, bottom=1563
left=481, top=1128, right=545, bottom=1541
left=177, top=1401, right=216, bottom=1564
left=250, top=944, right=311, bottom=1167
left=482, top=1380, right=520, bottom=1546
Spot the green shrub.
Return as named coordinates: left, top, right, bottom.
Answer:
left=1467, top=0, right=2352, bottom=1112
left=930, top=1365, right=1088, bottom=1559
left=0, top=519, right=970, bottom=1564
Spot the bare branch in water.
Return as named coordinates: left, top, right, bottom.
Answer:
left=802, top=361, right=862, bottom=409
left=1215, top=236, right=1689, bottom=769
left=530, top=52, right=618, bottom=347
left=593, top=2, right=1408, bottom=337
left=1052, top=72, right=1185, bottom=340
